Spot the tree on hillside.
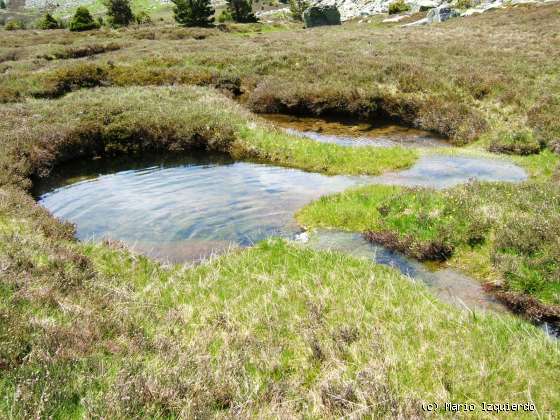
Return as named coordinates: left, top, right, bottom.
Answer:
left=0, top=0, right=6, bottom=10
left=289, top=0, right=308, bottom=21
left=103, top=0, right=134, bottom=27
left=37, top=12, right=60, bottom=29
left=226, top=0, right=257, bottom=23
left=171, top=0, right=214, bottom=27
left=69, top=6, right=100, bottom=31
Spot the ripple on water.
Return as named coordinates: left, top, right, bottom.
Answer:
left=35, top=154, right=369, bottom=263
left=36, top=150, right=527, bottom=262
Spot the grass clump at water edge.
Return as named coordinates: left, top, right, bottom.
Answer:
left=297, top=181, right=560, bottom=321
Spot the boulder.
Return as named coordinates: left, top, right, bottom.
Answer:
left=426, top=3, right=459, bottom=22
left=303, top=4, right=341, bottom=27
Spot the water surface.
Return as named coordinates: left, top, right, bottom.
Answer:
left=35, top=154, right=371, bottom=262
left=264, top=114, right=450, bottom=148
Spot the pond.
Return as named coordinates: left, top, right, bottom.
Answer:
left=34, top=119, right=548, bottom=333
left=35, top=153, right=371, bottom=262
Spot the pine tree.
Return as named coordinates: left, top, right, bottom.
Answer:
left=171, top=0, right=214, bottom=27
left=226, top=0, right=257, bottom=23
left=0, top=0, right=6, bottom=10
left=38, top=12, right=60, bottom=29
left=69, top=7, right=100, bottom=31
left=103, top=0, right=134, bottom=27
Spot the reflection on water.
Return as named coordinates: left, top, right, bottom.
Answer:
left=263, top=113, right=450, bottom=148
left=35, top=153, right=371, bottom=263
left=370, top=155, right=527, bottom=189
left=35, top=149, right=528, bottom=263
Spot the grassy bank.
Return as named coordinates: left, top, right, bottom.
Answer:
left=1, top=191, right=559, bottom=416
left=297, top=177, right=560, bottom=321
left=1, top=3, right=560, bottom=153
left=0, top=85, right=416, bottom=190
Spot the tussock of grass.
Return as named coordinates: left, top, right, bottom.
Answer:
left=298, top=181, right=560, bottom=319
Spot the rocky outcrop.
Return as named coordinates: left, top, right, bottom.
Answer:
left=303, top=4, right=342, bottom=27
left=309, top=0, right=548, bottom=21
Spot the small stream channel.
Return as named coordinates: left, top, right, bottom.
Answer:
left=35, top=116, right=556, bottom=336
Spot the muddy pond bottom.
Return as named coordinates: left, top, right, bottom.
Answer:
left=264, top=114, right=450, bottom=148
left=35, top=154, right=370, bottom=263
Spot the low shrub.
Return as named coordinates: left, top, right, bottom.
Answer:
left=4, top=20, right=25, bottom=30
left=46, top=43, right=121, bottom=60
left=217, top=9, right=233, bottom=22
left=289, top=0, right=308, bottom=21
left=528, top=95, right=560, bottom=152
left=37, top=13, right=60, bottom=30
left=455, top=0, right=473, bottom=9
left=35, top=63, right=109, bottom=98
left=135, top=11, right=153, bottom=25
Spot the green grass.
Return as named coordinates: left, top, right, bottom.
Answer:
left=1, top=6, right=560, bottom=417
left=1, top=201, right=559, bottom=417
left=298, top=180, right=560, bottom=310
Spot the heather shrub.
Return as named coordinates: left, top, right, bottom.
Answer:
left=489, top=130, right=542, bottom=155
left=388, top=0, right=410, bottom=14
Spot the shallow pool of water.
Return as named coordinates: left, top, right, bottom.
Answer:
left=369, top=154, right=527, bottom=189
left=263, top=114, right=450, bottom=148
left=35, top=154, right=371, bottom=262
left=36, top=148, right=528, bottom=262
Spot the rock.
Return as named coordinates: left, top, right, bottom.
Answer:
left=409, top=0, right=439, bottom=12
left=461, top=0, right=503, bottom=15
left=426, top=3, right=459, bottom=22
left=382, top=14, right=409, bottom=22
left=402, top=17, right=430, bottom=25
left=303, top=4, right=341, bottom=27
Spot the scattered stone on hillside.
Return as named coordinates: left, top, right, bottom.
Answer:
left=303, top=4, right=341, bottom=27
left=426, top=3, right=459, bottom=22
left=409, top=0, right=439, bottom=11
left=402, top=1, right=459, bottom=25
